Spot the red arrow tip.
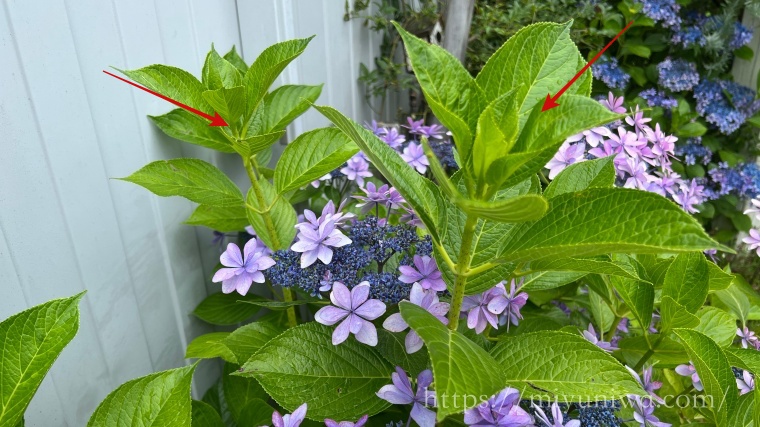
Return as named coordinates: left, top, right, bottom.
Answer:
left=541, top=94, right=560, bottom=112
left=209, top=112, right=228, bottom=127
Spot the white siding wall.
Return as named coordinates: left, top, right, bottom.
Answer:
left=0, top=1, right=383, bottom=425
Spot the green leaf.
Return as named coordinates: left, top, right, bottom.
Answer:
left=490, top=96, right=621, bottom=188
left=476, top=22, right=591, bottom=126
left=119, top=159, right=243, bottom=207
left=661, top=297, right=700, bottom=330
left=498, top=189, right=720, bottom=263
left=222, top=362, right=268, bottom=424
left=315, top=105, right=445, bottom=242
left=274, top=128, right=359, bottom=193
left=184, top=204, right=248, bottom=232
left=544, top=157, right=615, bottom=198
left=87, top=365, right=196, bottom=427
left=610, top=276, right=654, bottom=329
left=0, top=293, right=84, bottom=427
left=191, top=400, right=224, bottom=427
left=247, top=84, right=323, bottom=135
left=490, top=331, right=644, bottom=400
left=185, top=332, right=237, bottom=363
left=244, top=37, right=314, bottom=117
left=455, top=194, right=548, bottom=223
left=232, top=131, right=285, bottom=158
left=239, top=323, right=392, bottom=420
left=149, top=109, right=235, bottom=152
left=118, top=65, right=212, bottom=114
left=725, top=348, right=760, bottom=374
left=673, top=329, right=739, bottom=425
left=618, top=335, right=687, bottom=368
left=235, top=399, right=275, bottom=426
left=529, top=256, right=643, bottom=281
left=239, top=296, right=326, bottom=310
left=376, top=330, right=430, bottom=375
left=623, top=43, right=651, bottom=58
left=707, top=262, right=734, bottom=291
left=202, top=86, right=246, bottom=124
left=589, top=289, right=615, bottom=333
left=678, top=121, right=707, bottom=137
left=694, top=307, right=738, bottom=348
left=192, top=292, right=262, bottom=326
left=246, top=177, right=297, bottom=251
left=472, top=89, right=519, bottom=177
left=660, top=252, right=709, bottom=330
left=223, top=46, right=248, bottom=74
left=224, top=321, right=284, bottom=365
left=202, top=47, right=242, bottom=90
left=393, top=23, right=485, bottom=161
left=400, top=302, right=506, bottom=420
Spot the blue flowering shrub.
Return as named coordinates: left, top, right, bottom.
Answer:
left=6, top=23, right=755, bottom=427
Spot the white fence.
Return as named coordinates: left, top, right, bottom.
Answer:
left=0, top=0, right=385, bottom=425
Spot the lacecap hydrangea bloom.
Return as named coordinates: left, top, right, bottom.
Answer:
left=657, top=58, right=699, bottom=92
left=463, top=387, right=532, bottom=427
left=212, top=239, right=275, bottom=296
left=383, top=283, right=449, bottom=354
left=314, top=281, right=386, bottom=346
left=377, top=367, right=437, bottom=427
left=591, top=56, right=630, bottom=90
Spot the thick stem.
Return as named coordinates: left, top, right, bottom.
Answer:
left=244, top=157, right=297, bottom=328
left=447, top=214, right=479, bottom=330
left=634, top=334, right=665, bottom=371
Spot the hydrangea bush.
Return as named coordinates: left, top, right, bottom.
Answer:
left=5, top=22, right=760, bottom=427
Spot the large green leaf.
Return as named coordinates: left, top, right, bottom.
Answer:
left=246, top=177, right=297, bottom=250
left=118, top=65, right=212, bottom=114
left=498, top=189, right=720, bottom=263
left=725, top=348, right=760, bottom=374
left=617, top=335, right=687, bottom=368
left=393, top=23, right=485, bottom=161
left=455, top=194, right=548, bottom=223
left=694, top=307, right=738, bottom=348
left=274, top=128, right=359, bottom=194
left=184, top=204, right=248, bottom=232
left=222, top=362, right=268, bottom=424
left=149, top=109, right=235, bottom=153
left=520, top=271, right=586, bottom=292
left=191, top=400, right=224, bottom=427
left=490, top=331, right=644, bottom=400
left=238, top=323, right=392, bottom=420
left=544, top=157, right=615, bottom=198
left=119, top=159, right=243, bottom=207
left=223, top=321, right=284, bottom=365
left=202, top=86, right=246, bottom=125
left=247, top=84, right=323, bottom=135
left=315, top=105, right=445, bottom=242
left=673, top=329, right=738, bottom=425
left=223, top=46, right=248, bottom=74
left=661, top=252, right=709, bottom=331
left=88, top=365, right=196, bottom=427
left=192, top=292, right=262, bottom=326
left=244, top=37, right=313, bottom=118
left=375, top=330, right=430, bottom=375
left=0, top=293, right=83, bottom=427
left=185, top=332, right=236, bottom=363
left=471, top=89, right=519, bottom=178
left=232, top=131, right=285, bottom=158
left=610, top=276, right=654, bottom=330
left=707, top=262, right=734, bottom=291
left=202, top=47, right=242, bottom=90
left=476, top=22, right=591, bottom=124
left=400, top=302, right=506, bottom=420
left=529, top=256, right=642, bottom=281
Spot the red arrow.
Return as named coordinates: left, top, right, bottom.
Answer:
left=103, top=70, right=228, bottom=126
left=542, top=20, right=635, bottom=112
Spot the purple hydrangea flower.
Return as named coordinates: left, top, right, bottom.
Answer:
left=629, top=396, right=671, bottom=427
left=625, top=106, right=652, bottom=134
left=533, top=402, right=580, bottom=427
left=400, top=208, right=424, bottom=228
left=601, top=92, right=626, bottom=113
left=737, top=370, right=755, bottom=395
left=365, top=120, right=386, bottom=136
left=607, top=127, right=647, bottom=161
left=737, top=326, right=760, bottom=349
left=354, top=182, right=391, bottom=214
left=271, top=403, right=307, bottom=427
left=401, top=142, right=430, bottom=174
left=671, top=180, right=705, bottom=214
left=461, top=283, right=507, bottom=333
left=743, top=229, right=760, bottom=256
left=639, top=88, right=678, bottom=109
left=212, top=239, right=275, bottom=295
left=398, top=255, right=446, bottom=291
left=310, top=172, right=332, bottom=188
left=487, top=278, right=528, bottom=330
left=377, top=367, right=437, bottom=427
left=636, top=0, right=680, bottom=29
left=588, top=139, right=621, bottom=159
left=582, top=324, right=618, bottom=352
left=645, top=124, right=676, bottom=161
left=463, top=387, right=532, bottom=427
left=744, top=199, right=760, bottom=221
left=324, top=415, right=368, bottom=427
left=383, top=283, right=449, bottom=353
left=382, top=127, right=406, bottom=149
left=675, top=362, right=703, bottom=391
left=592, top=57, right=630, bottom=90
left=626, top=365, right=665, bottom=404
left=418, top=124, right=445, bottom=140
left=403, top=117, right=426, bottom=135
left=657, top=58, right=699, bottom=92
left=315, top=281, right=386, bottom=346
left=341, top=154, right=373, bottom=186
left=546, top=141, right=586, bottom=179
left=291, top=217, right=352, bottom=268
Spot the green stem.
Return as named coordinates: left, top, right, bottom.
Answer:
left=605, top=316, right=623, bottom=342
left=634, top=334, right=665, bottom=371
left=244, top=156, right=297, bottom=328
left=447, top=214, right=479, bottom=330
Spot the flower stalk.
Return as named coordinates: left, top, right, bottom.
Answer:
left=447, top=214, right=478, bottom=330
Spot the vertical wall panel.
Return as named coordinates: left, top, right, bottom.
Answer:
left=0, top=1, right=382, bottom=425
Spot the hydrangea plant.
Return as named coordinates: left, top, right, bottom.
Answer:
left=6, top=21, right=756, bottom=427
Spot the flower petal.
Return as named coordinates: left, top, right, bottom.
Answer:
left=355, top=299, right=386, bottom=320
left=376, top=385, right=413, bottom=405
left=410, top=402, right=436, bottom=427
left=383, top=313, right=408, bottom=332
left=330, top=282, right=352, bottom=310
left=350, top=283, right=371, bottom=309
left=332, top=318, right=351, bottom=345
left=354, top=319, right=378, bottom=346
left=315, top=306, right=349, bottom=326
left=220, top=243, right=244, bottom=267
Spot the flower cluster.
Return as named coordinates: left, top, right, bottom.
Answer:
left=636, top=0, right=680, bottom=29
left=546, top=93, right=708, bottom=213
left=460, top=279, right=529, bottom=334
left=657, top=58, right=699, bottom=92
left=694, top=78, right=760, bottom=135
left=638, top=88, right=677, bottom=110
left=672, top=13, right=754, bottom=51
left=707, top=163, right=760, bottom=198
left=591, top=56, right=630, bottom=90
